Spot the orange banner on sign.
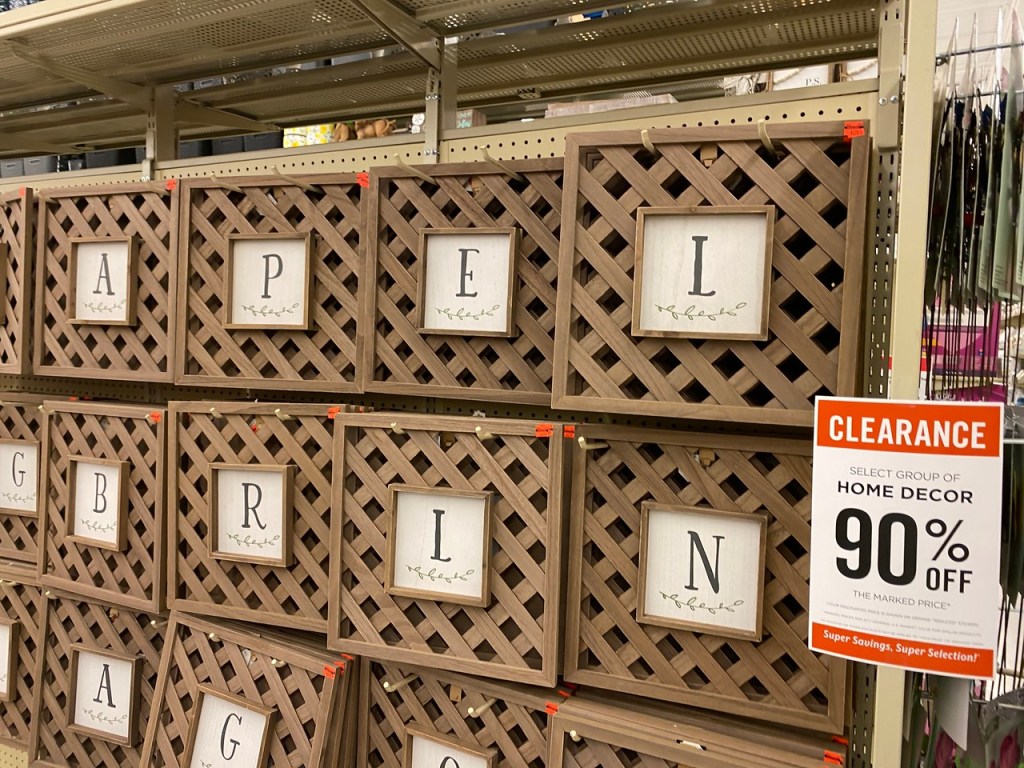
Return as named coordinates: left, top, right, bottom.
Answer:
left=815, top=399, right=1001, bottom=457
left=812, top=623, right=993, bottom=677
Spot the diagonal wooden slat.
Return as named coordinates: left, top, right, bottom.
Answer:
left=0, top=562, right=40, bottom=749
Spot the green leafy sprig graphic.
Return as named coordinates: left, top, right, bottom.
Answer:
left=660, top=592, right=744, bottom=615
left=241, top=302, right=300, bottom=319
left=654, top=300, right=748, bottom=322
left=406, top=565, right=475, bottom=584
left=435, top=304, right=501, bottom=322
left=82, top=299, right=127, bottom=314
left=227, top=533, right=281, bottom=550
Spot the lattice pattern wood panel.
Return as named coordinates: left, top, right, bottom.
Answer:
left=359, top=658, right=561, bottom=768
left=39, top=402, right=165, bottom=613
left=549, top=696, right=844, bottom=768
left=169, top=401, right=343, bottom=632
left=0, top=190, right=33, bottom=376
left=564, top=425, right=845, bottom=732
left=552, top=123, right=870, bottom=426
left=175, top=176, right=362, bottom=390
left=360, top=160, right=563, bottom=405
left=28, top=592, right=165, bottom=768
left=139, top=612, right=351, bottom=768
left=0, top=562, right=40, bottom=750
left=329, top=414, right=568, bottom=686
left=0, top=394, right=43, bottom=564
left=33, top=183, right=177, bottom=382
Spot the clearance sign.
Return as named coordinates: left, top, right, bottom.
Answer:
left=809, top=397, right=1003, bottom=678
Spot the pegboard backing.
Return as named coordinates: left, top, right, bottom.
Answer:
left=0, top=744, right=25, bottom=767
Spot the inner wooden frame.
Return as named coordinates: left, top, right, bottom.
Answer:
left=207, top=462, right=295, bottom=567
left=415, top=227, right=520, bottom=338
left=66, top=643, right=142, bottom=747
left=636, top=501, right=768, bottom=641
left=631, top=206, right=775, bottom=341
left=0, top=618, right=19, bottom=703
left=65, top=456, right=130, bottom=552
left=223, top=232, right=314, bottom=331
left=0, top=437, right=39, bottom=517
left=180, top=684, right=276, bottom=768
left=402, top=723, right=497, bottom=768
left=0, top=242, right=8, bottom=328
left=385, top=483, right=493, bottom=608
left=67, top=235, right=139, bottom=327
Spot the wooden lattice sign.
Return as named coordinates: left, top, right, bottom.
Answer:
left=175, top=175, right=363, bottom=390
left=39, top=401, right=166, bottom=613
left=361, top=160, right=563, bottom=405
left=0, top=561, right=41, bottom=749
left=564, top=424, right=845, bottom=732
left=549, top=695, right=845, bottom=768
left=139, top=611, right=353, bottom=768
left=0, top=189, right=34, bottom=375
left=169, top=401, right=344, bottom=632
left=33, top=182, right=177, bottom=381
left=360, top=658, right=562, bottom=768
left=0, top=393, right=44, bottom=564
left=329, top=413, right=568, bottom=686
left=29, top=591, right=165, bottom=768
left=553, top=123, right=870, bottom=426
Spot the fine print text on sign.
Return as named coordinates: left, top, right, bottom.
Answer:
left=0, top=439, right=38, bottom=516
left=386, top=485, right=492, bottom=607
left=637, top=502, right=767, bottom=641
left=225, top=234, right=313, bottom=330
left=66, top=457, right=129, bottom=551
left=417, top=228, right=519, bottom=337
left=69, top=238, right=138, bottom=326
left=403, top=725, right=496, bottom=768
left=809, top=398, right=1003, bottom=678
left=632, top=206, right=774, bottom=340
left=183, top=686, right=274, bottom=768
left=209, top=464, right=294, bottom=567
left=67, top=645, right=142, bottom=746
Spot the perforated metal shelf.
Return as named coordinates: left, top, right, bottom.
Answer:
left=0, top=0, right=878, bottom=155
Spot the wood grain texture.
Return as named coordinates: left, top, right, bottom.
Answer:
left=0, top=190, right=33, bottom=376
left=552, top=124, right=871, bottom=425
left=563, top=424, right=845, bottom=732
left=28, top=592, right=165, bottom=768
left=32, top=183, right=177, bottom=382
left=174, top=176, right=363, bottom=390
left=329, top=413, right=570, bottom=686
left=38, top=401, right=165, bottom=613
left=0, top=562, right=39, bottom=750
left=0, top=394, right=43, bottom=564
left=360, top=160, right=564, bottom=405
left=138, top=611, right=351, bottom=768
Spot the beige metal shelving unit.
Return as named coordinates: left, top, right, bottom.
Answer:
left=0, top=1, right=937, bottom=766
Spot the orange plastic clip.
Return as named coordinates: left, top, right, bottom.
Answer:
left=823, top=749, right=844, bottom=765
left=831, top=736, right=849, bottom=746
left=843, top=121, right=865, bottom=142
left=535, top=423, right=554, bottom=438
left=148, top=412, right=162, bottom=423
left=17, top=187, right=26, bottom=198
left=356, top=172, right=370, bottom=188
left=165, top=179, right=177, bottom=191
left=563, top=425, right=576, bottom=439
left=323, top=665, right=336, bottom=679
left=327, top=406, right=342, bottom=420
left=544, top=702, right=559, bottom=715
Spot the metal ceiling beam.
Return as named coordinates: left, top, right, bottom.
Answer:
left=7, top=41, right=277, bottom=132
left=0, top=131, right=86, bottom=154
left=347, top=0, right=442, bottom=70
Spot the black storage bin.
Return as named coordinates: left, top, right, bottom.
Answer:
left=212, top=136, right=245, bottom=155
left=0, top=159, right=23, bottom=178
left=85, top=148, right=138, bottom=168
left=23, top=155, right=57, bottom=175
left=243, top=132, right=283, bottom=151
left=134, top=140, right=211, bottom=163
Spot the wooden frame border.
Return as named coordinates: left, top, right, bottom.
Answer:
left=181, top=684, right=276, bottom=768
left=0, top=242, right=8, bottom=329
left=0, top=618, right=18, bottom=703
left=207, top=462, right=295, bottom=568
left=385, top=483, right=493, bottom=608
left=0, top=438, right=39, bottom=518
left=67, top=235, right=139, bottom=327
left=631, top=206, right=775, bottom=341
left=415, top=227, right=520, bottom=338
left=402, top=723, right=497, bottom=768
left=66, top=643, right=142, bottom=747
left=65, top=456, right=130, bottom=552
left=223, top=232, right=314, bottom=331
left=636, top=501, right=768, bottom=641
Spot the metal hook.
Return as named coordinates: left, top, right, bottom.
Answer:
left=467, top=698, right=496, bottom=717
left=475, top=425, right=495, bottom=441
left=480, top=148, right=525, bottom=181
left=577, top=436, right=607, bottom=451
left=569, top=730, right=582, bottom=743
left=37, top=404, right=52, bottom=415
left=273, top=408, right=293, bottom=422
left=209, top=407, right=224, bottom=420
left=640, top=129, right=659, bottom=155
left=208, top=632, right=221, bottom=643
left=382, top=674, right=416, bottom=693
left=757, top=120, right=780, bottom=158
left=210, top=173, right=245, bottom=194
left=272, top=165, right=318, bottom=193
left=394, top=155, right=435, bottom=184
left=269, top=658, right=286, bottom=668
left=390, top=422, right=406, bottom=435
